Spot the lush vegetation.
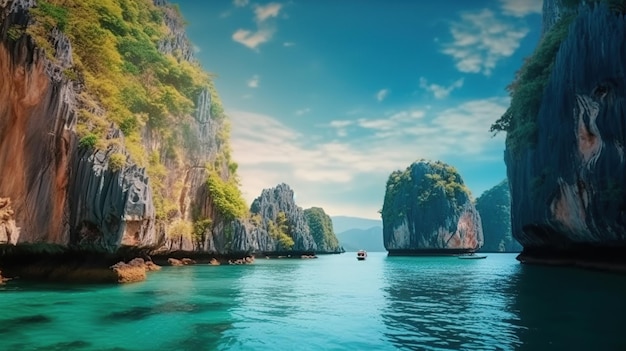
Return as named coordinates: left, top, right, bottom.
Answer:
left=491, top=0, right=626, bottom=155
left=206, top=170, right=247, bottom=222
left=380, top=167, right=413, bottom=222
left=304, top=207, right=339, bottom=252
left=167, top=219, right=193, bottom=239
left=108, top=152, right=126, bottom=172
left=17, top=0, right=247, bottom=234
left=490, top=12, right=575, bottom=155
left=381, top=160, right=470, bottom=228
left=267, top=212, right=295, bottom=250
left=416, top=161, right=470, bottom=207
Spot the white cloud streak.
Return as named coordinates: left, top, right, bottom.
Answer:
left=232, top=28, right=276, bottom=50
left=255, top=3, right=282, bottom=22
left=233, top=0, right=249, bottom=7
left=376, top=89, right=389, bottom=102
left=232, top=3, right=283, bottom=51
left=419, top=77, right=464, bottom=99
left=499, top=0, right=542, bottom=17
left=295, top=108, right=311, bottom=115
left=247, top=74, right=260, bottom=88
left=441, top=9, right=529, bottom=75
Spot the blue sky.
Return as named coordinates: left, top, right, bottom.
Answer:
left=174, top=0, right=543, bottom=219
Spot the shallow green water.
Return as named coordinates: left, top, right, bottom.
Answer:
left=1, top=253, right=625, bottom=350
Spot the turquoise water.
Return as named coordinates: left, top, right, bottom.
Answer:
left=1, top=253, right=625, bottom=350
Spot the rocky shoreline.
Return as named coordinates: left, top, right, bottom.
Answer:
left=0, top=245, right=326, bottom=284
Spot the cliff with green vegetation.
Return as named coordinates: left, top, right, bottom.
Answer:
left=475, top=180, right=521, bottom=252
left=381, top=160, right=483, bottom=254
left=304, top=207, right=342, bottom=254
left=0, top=0, right=253, bottom=279
left=242, top=183, right=318, bottom=254
left=491, top=0, right=626, bottom=270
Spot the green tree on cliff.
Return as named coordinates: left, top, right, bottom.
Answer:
left=304, top=207, right=340, bottom=253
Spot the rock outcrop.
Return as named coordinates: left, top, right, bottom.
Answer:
left=0, top=0, right=244, bottom=281
left=0, top=3, right=76, bottom=246
left=381, top=160, right=483, bottom=254
left=69, top=130, right=156, bottom=251
left=303, top=207, right=342, bottom=254
left=0, top=198, right=17, bottom=244
left=504, top=2, right=626, bottom=269
left=248, top=183, right=317, bottom=253
left=475, top=180, right=522, bottom=252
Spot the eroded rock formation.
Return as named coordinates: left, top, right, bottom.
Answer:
left=505, top=2, right=626, bottom=269
left=248, top=183, right=317, bottom=253
left=381, top=160, right=483, bottom=254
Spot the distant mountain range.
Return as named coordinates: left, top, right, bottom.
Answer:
left=331, top=216, right=386, bottom=252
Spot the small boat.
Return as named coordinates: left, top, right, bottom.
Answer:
left=458, top=253, right=487, bottom=259
left=356, top=250, right=367, bottom=261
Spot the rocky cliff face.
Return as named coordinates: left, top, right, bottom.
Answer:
left=381, top=160, right=483, bottom=254
left=248, top=183, right=317, bottom=253
left=475, top=180, right=522, bottom=252
left=0, top=3, right=75, bottom=246
left=0, top=0, right=234, bottom=256
left=505, top=3, right=626, bottom=267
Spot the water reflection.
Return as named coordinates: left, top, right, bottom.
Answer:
left=381, top=255, right=523, bottom=350
left=381, top=254, right=626, bottom=350
left=510, top=264, right=626, bottom=351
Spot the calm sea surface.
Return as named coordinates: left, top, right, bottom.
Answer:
left=1, top=253, right=625, bottom=351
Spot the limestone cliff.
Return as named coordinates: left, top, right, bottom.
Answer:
left=0, top=0, right=240, bottom=257
left=499, top=1, right=626, bottom=268
left=304, top=207, right=342, bottom=254
left=381, top=160, right=483, bottom=254
left=475, top=180, right=522, bottom=252
left=248, top=183, right=317, bottom=253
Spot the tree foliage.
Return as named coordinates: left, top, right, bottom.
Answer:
left=206, top=171, right=247, bottom=222
left=304, top=207, right=339, bottom=251
left=24, top=0, right=243, bottom=231
left=382, top=160, right=470, bottom=229
left=267, top=212, right=295, bottom=250
left=25, top=0, right=224, bottom=170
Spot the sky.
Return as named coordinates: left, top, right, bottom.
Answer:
left=174, top=0, right=543, bottom=220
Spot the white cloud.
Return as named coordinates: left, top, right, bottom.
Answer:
left=231, top=98, right=508, bottom=217
left=247, top=74, right=260, bottom=88
left=255, top=3, right=282, bottom=22
left=232, top=3, right=283, bottom=51
left=329, top=120, right=352, bottom=137
left=442, top=9, right=529, bottom=75
left=233, top=0, right=249, bottom=7
left=499, top=0, right=542, bottom=17
left=283, top=42, right=296, bottom=47
left=376, top=89, right=389, bottom=102
left=232, top=28, right=275, bottom=50
left=295, top=108, right=311, bottom=115
left=329, top=120, right=352, bottom=128
left=419, top=77, right=464, bottom=99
